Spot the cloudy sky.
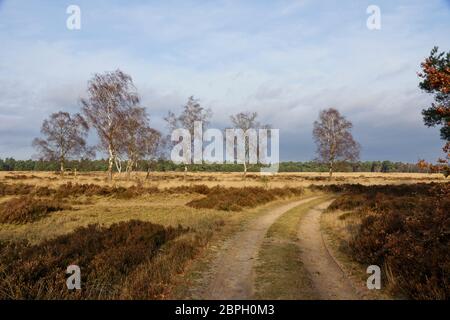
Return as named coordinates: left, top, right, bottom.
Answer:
left=0, top=0, right=449, bottom=161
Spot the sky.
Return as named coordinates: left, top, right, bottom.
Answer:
left=0, top=0, right=449, bottom=162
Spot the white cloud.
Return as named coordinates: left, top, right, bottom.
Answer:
left=0, top=0, right=448, bottom=161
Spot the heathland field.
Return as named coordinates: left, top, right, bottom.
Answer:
left=0, top=171, right=448, bottom=300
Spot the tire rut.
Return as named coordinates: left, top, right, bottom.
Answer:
left=201, top=197, right=320, bottom=300
left=297, top=201, right=359, bottom=300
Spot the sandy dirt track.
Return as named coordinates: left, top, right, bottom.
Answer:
left=202, top=197, right=320, bottom=299
left=297, top=201, right=359, bottom=299
left=201, top=198, right=360, bottom=300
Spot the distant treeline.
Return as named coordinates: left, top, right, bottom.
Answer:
left=0, top=158, right=427, bottom=173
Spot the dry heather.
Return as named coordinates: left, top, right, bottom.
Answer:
left=0, top=182, right=35, bottom=196
left=326, top=182, right=450, bottom=300
left=0, top=220, right=210, bottom=299
left=0, top=181, right=303, bottom=212
left=186, top=186, right=304, bottom=211
left=0, top=181, right=216, bottom=200
left=4, top=174, right=37, bottom=180
left=1, top=171, right=445, bottom=191
left=0, top=181, right=157, bottom=199
left=0, top=196, right=69, bottom=224
left=1, top=172, right=447, bottom=300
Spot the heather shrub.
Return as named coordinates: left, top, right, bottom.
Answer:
left=188, top=184, right=211, bottom=195
left=315, top=182, right=438, bottom=196
left=4, top=174, right=30, bottom=180
left=0, top=182, right=34, bottom=196
left=0, top=196, right=68, bottom=224
left=187, top=186, right=304, bottom=211
left=55, top=183, right=114, bottom=197
left=327, top=194, right=366, bottom=211
left=120, top=232, right=211, bottom=299
left=0, top=220, right=194, bottom=299
left=165, top=184, right=211, bottom=195
left=34, top=186, right=53, bottom=197
left=328, top=182, right=450, bottom=299
left=0, top=182, right=226, bottom=201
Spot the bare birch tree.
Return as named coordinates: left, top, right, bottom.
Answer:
left=229, top=111, right=269, bottom=176
left=117, top=106, right=161, bottom=178
left=32, top=111, right=91, bottom=174
left=81, top=70, right=139, bottom=181
left=165, top=96, right=212, bottom=170
left=141, top=127, right=163, bottom=179
left=312, top=108, right=360, bottom=178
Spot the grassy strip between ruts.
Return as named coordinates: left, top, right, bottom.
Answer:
left=254, top=196, right=332, bottom=299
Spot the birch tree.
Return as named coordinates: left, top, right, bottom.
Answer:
left=229, top=111, right=268, bottom=176
left=81, top=70, right=139, bottom=181
left=165, top=96, right=211, bottom=170
left=118, top=106, right=161, bottom=178
left=32, top=111, right=91, bottom=174
left=312, top=108, right=360, bottom=177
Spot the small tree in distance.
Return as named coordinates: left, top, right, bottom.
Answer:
left=312, top=108, right=360, bottom=178
left=32, top=111, right=92, bottom=174
left=229, top=111, right=269, bottom=176
left=165, top=96, right=212, bottom=171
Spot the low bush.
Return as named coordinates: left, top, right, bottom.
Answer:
left=0, top=182, right=34, bottom=196
left=0, top=220, right=201, bottom=299
left=120, top=231, right=210, bottom=299
left=314, top=182, right=437, bottom=196
left=328, top=182, right=450, bottom=300
left=0, top=196, right=68, bottom=224
left=0, top=182, right=214, bottom=199
left=186, top=186, right=304, bottom=211
left=4, top=174, right=32, bottom=180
